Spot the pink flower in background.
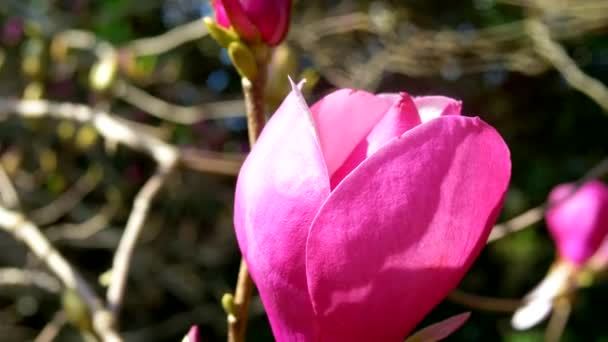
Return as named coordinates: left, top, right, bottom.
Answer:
left=182, top=325, right=200, bottom=342
left=546, top=180, right=608, bottom=265
left=212, top=0, right=291, bottom=45
left=511, top=180, right=608, bottom=330
left=234, top=83, right=511, bottom=341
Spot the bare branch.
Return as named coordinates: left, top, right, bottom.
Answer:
left=0, top=206, right=121, bottom=341
left=0, top=268, right=61, bottom=293
left=121, top=19, right=208, bottom=57
left=106, top=168, right=173, bottom=318
left=33, top=311, right=67, bottom=342
left=448, top=289, right=523, bottom=313
left=29, top=166, right=103, bottom=225
left=488, top=156, right=608, bottom=243
left=0, top=162, right=20, bottom=209
left=46, top=202, right=119, bottom=242
left=544, top=298, right=572, bottom=342
left=0, top=99, right=243, bottom=175
left=112, top=80, right=245, bottom=124
left=527, top=19, right=608, bottom=113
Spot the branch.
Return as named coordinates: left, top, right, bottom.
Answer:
left=106, top=167, right=173, bottom=318
left=0, top=205, right=121, bottom=341
left=112, top=79, right=245, bottom=124
left=227, top=65, right=268, bottom=342
left=33, top=311, right=67, bottom=342
left=29, top=166, right=103, bottom=225
left=47, top=202, right=119, bottom=242
left=527, top=18, right=608, bottom=113
left=0, top=99, right=244, bottom=175
left=448, top=289, right=523, bottom=313
left=0, top=162, right=20, bottom=209
left=488, top=155, right=608, bottom=243
left=0, top=267, right=61, bottom=293
left=121, top=19, right=208, bottom=57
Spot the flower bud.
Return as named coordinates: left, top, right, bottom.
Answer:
left=211, top=0, right=291, bottom=46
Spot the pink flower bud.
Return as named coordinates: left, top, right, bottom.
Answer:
left=546, top=180, right=608, bottom=265
left=234, top=83, right=511, bottom=341
left=182, top=325, right=200, bottom=342
left=212, top=0, right=291, bottom=46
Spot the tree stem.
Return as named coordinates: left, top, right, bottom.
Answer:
left=228, top=62, right=267, bottom=342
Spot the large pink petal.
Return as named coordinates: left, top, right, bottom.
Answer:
left=310, top=89, right=392, bottom=178
left=414, top=96, right=462, bottom=122
left=546, top=181, right=608, bottom=265
left=234, top=89, right=330, bottom=341
left=330, top=93, right=420, bottom=188
left=240, top=0, right=292, bottom=45
left=306, top=115, right=511, bottom=341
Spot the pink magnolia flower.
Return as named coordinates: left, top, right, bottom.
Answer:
left=512, top=180, right=608, bottom=330
left=212, top=0, right=291, bottom=46
left=182, top=325, right=200, bottom=342
left=546, top=180, right=608, bottom=265
left=234, top=83, right=511, bottom=341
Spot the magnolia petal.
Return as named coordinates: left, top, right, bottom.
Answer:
left=511, top=261, right=575, bottom=330
left=330, top=93, right=420, bottom=188
left=310, top=89, right=392, bottom=177
left=212, top=0, right=231, bottom=27
left=214, top=0, right=260, bottom=42
left=546, top=181, right=608, bottom=265
left=414, top=96, right=462, bottom=122
left=182, top=326, right=200, bottom=342
left=404, top=312, right=471, bottom=342
left=234, top=89, right=330, bottom=341
left=240, top=0, right=292, bottom=45
left=306, top=115, right=511, bottom=341
left=511, top=301, right=553, bottom=331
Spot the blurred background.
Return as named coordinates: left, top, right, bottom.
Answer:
left=0, top=0, right=608, bottom=341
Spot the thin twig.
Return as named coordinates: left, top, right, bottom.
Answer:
left=0, top=267, right=61, bottom=293
left=228, top=67, right=267, bottom=342
left=30, top=166, right=103, bottom=225
left=0, top=98, right=244, bottom=175
left=488, top=205, right=545, bottom=243
left=0, top=206, right=121, bottom=341
left=448, top=289, right=523, bottom=313
left=544, top=298, right=572, bottom=342
left=527, top=18, right=608, bottom=113
left=0, top=162, right=19, bottom=209
left=488, top=156, right=608, bottom=243
left=121, top=19, right=208, bottom=57
left=33, top=311, right=67, bottom=342
left=46, top=202, right=120, bottom=241
left=112, top=79, right=245, bottom=124
left=106, top=167, right=174, bottom=318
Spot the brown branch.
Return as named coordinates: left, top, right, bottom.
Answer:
left=228, top=69, right=268, bottom=342
left=46, top=202, right=120, bottom=242
left=0, top=162, right=20, bottom=209
left=106, top=167, right=173, bottom=318
left=448, top=289, right=523, bottom=313
left=527, top=18, right=608, bottom=113
left=112, top=79, right=245, bottom=124
left=29, top=166, right=103, bottom=225
left=0, top=206, right=121, bottom=341
left=121, top=19, right=208, bottom=57
left=488, top=156, right=608, bottom=243
left=0, top=267, right=61, bottom=293
left=0, top=99, right=244, bottom=175
left=544, top=298, right=572, bottom=342
left=33, top=311, right=67, bottom=342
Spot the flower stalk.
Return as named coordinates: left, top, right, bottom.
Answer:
left=228, top=46, right=268, bottom=342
